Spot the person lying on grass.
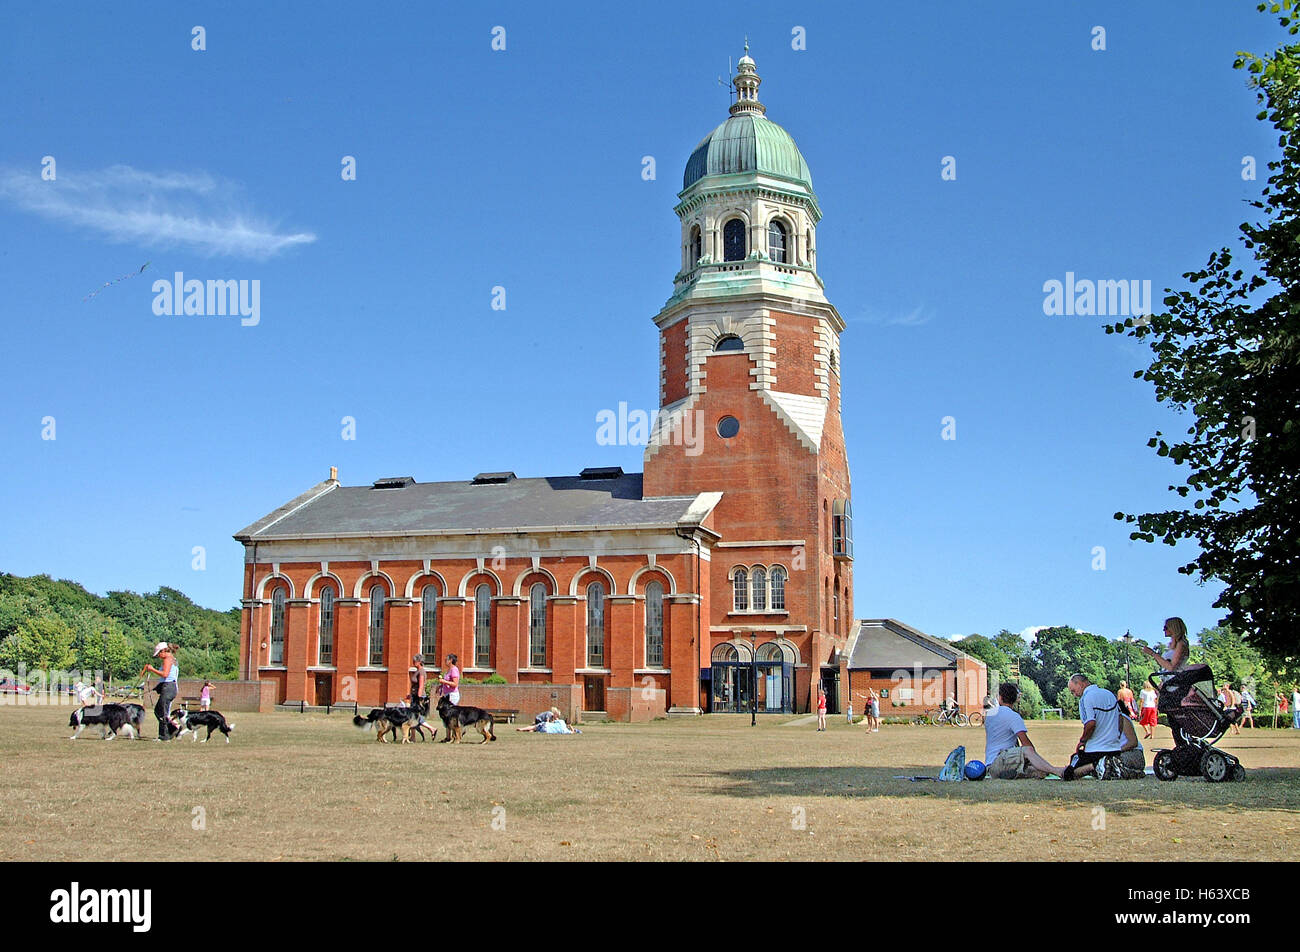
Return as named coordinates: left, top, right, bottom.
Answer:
left=983, top=682, right=1064, bottom=779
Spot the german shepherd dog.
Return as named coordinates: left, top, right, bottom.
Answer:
left=68, top=703, right=148, bottom=740
left=168, top=708, right=236, bottom=743
left=353, top=698, right=434, bottom=743
left=436, top=695, right=497, bottom=744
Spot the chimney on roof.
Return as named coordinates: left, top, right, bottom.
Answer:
left=329, top=466, right=338, bottom=482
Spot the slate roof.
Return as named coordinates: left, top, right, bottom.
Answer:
left=845, top=619, right=985, bottom=672
left=234, top=472, right=718, bottom=541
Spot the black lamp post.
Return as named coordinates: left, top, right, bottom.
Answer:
left=750, top=633, right=757, bottom=727
left=1123, top=630, right=1132, bottom=688
left=101, top=628, right=110, bottom=691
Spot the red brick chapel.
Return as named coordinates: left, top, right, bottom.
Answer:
left=234, top=51, right=860, bottom=720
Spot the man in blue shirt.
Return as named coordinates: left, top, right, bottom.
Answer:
left=983, top=683, right=1064, bottom=779
left=1064, top=674, right=1126, bottom=780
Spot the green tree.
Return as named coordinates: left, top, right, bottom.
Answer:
left=0, top=615, right=76, bottom=671
left=1105, top=3, right=1300, bottom=661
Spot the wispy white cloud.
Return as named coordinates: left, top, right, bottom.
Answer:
left=1020, top=625, right=1051, bottom=643
left=850, top=305, right=933, bottom=327
left=0, top=164, right=315, bottom=259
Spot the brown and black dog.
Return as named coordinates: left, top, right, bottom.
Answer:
left=436, top=696, right=496, bottom=744
left=353, top=698, right=434, bottom=743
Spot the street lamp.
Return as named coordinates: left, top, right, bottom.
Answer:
left=750, top=633, right=758, bottom=727
left=1123, top=630, right=1132, bottom=688
left=101, top=628, right=110, bottom=692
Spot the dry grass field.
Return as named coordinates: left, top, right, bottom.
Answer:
left=2, top=704, right=1299, bottom=862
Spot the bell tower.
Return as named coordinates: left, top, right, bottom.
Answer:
left=643, top=49, right=854, bottom=690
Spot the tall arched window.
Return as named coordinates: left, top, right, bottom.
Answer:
left=318, top=585, right=335, bottom=665
left=368, top=584, right=386, bottom=666
left=770, top=567, right=787, bottom=611
left=420, top=586, right=438, bottom=658
left=723, top=218, right=746, bottom=261
left=689, top=224, right=702, bottom=265
left=645, top=580, right=664, bottom=668
left=768, top=220, right=788, bottom=263
left=474, top=584, right=492, bottom=668
left=529, top=582, right=548, bottom=668
left=270, top=587, right=286, bottom=664
left=833, top=499, right=854, bottom=559
left=733, top=567, right=749, bottom=611
left=586, top=580, right=605, bottom=668
left=751, top=566, right=768, bottom=612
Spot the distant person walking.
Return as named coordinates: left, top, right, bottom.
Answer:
left=1117, top=681, right=1136, bottom=718
left=870, top=689, right=881, bottom=732
left=1240, top=687, right=1255, bottom=729
left=1293, top=686, right=1300, bottom=729
left=816, top=686, right=827, bottom=731
left=141, top=642, right=179, bottom=740
left=200, top=680, right=213, bottom=711
left=1138, top=678, right=1159, bottom=739
left=1138, top=617, right=1190, bottom=672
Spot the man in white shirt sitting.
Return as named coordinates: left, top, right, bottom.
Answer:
left=1064, top=674, right=1128, bottom=780
left=984, top=683, right=1064, bottom=779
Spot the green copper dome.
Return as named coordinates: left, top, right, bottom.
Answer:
left=683, top=114, right=813, bottom=192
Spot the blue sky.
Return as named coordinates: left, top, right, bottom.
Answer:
left=0, top=2, right=1280, bottom=647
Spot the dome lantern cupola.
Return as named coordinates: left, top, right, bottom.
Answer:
left=730, top=41, right=765, bottom=117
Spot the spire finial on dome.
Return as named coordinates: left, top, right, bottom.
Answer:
left=730, top=43, right=765, bottom=117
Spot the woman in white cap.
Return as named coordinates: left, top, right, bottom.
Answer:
left=141, top=642, right=179, bottom=740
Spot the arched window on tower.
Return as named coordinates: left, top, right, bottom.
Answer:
left=833, top=499, right=854, bottom=560
left=768, top=220, right=788, bottom=263
left=723, top=218, right=746, bottom=262
left=715, top=334, right=744, bottom=352
left=689, top=224, right=702, bottom=266
left=770, top=567, right=787, bottom=611
left=733, top=567, right=749, bottom=611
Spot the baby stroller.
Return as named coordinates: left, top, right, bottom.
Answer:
left=1150, top=664, right=1244, bottom=782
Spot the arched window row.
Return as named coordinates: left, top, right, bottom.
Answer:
left=266, top=569, right=677, bottom=671
left=731, top=565, right=788, bottom=613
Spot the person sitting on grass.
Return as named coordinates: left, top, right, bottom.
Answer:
left=983, top=682, right=1063, bottom=779
left=517, top=707, right=564, bottom=732
left=1063, top=674, right=1126, bottom=780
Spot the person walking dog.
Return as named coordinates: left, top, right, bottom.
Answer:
left=141, top=642, right=179, bottom=740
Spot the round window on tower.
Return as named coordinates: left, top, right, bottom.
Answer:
left=717, top=416, right=740, bottom=439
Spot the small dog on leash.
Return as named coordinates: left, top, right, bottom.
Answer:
left=168, top=708, right=236, bottom=743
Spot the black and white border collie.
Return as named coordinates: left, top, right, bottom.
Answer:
left=68, top=703, right=147, bottom=740
left=168, top=708, right=236, bottom=743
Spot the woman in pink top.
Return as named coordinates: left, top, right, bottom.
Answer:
left=815, top=686, right=827, bottom=731
left=437, top=653, right=460, bottom=705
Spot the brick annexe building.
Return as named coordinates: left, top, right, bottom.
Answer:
left=234, top=51, right=985, bottom=721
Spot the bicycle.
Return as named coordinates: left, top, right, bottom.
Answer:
left=913, top=707, right=984, bottom=727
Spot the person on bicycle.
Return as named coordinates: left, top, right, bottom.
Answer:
left=984, top=683, right=1063, bottom=779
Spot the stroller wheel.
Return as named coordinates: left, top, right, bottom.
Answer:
left=1153, top=750, right=1178, bottom=781
left=1200, top=749, right=1229, bottom=783
left=1231, top=764, right=1246, bottom=782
